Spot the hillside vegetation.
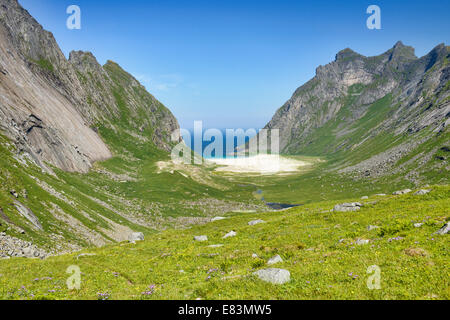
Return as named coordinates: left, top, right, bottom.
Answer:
left=0, top=185, right=448, bottom=300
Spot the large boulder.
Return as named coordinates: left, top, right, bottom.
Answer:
left=333, top=202, right=362, bottom=212
left=253, top=268, right=291, bottom=284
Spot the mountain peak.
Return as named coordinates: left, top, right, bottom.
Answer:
left=335, top=48, right=362, bottom=62
left=386, top=41, right=416, bottom=62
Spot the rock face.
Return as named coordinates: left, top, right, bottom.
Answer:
left=0, top=0, right=179, bottom=173
left=258, top=41, right=449, bottom=180
left=253, top=268, right=291, bottom=284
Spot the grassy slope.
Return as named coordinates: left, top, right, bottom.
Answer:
left=0, top=185, right=448, bottom=300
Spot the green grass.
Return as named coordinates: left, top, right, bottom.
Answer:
left=0, top=185, right=448, bottom=300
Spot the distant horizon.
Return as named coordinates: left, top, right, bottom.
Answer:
left=19, top=0, right=450, bottom=130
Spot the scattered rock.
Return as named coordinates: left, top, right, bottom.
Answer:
left=375, top=194, right=387, bottom=196
left=404, top=248, right=429, bottom=257
left=414, top=223, right=424, bottom=228
left=435, top=223, right=449, bottom=235
left=414, top=189, right=431, bottom=195
left=267, top=255, right=283, bottom=265
left=210, top=217, right=226, bottom=222
left=0, top=233, right=47, bottom=259
left=194, top=235, right=208, bottom=242
left=128, top=232, right=144, bottom=242
left=248, top=219, right=265, bottom=226
left=393, top=189, right=412, bottom=195
left=10, top=190, right=18, bottom=198
left=223, top=231, right=237, bottom=239
left=252, top=253, right=259, bottom=258
left=367, top=225, right=380, bottom=231
left=207, top=244, right=224, bottom=248
left=361, top=196, right=369, bottom=200
left=253, top=268, right=291, bottom=284
left=333, top=202, right=362, bottom=212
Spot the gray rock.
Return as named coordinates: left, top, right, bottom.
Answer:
left=252, top=253, right=259, bottom=258
left=248, top=219, right=266, bottom=226
left=10, top=190, right=18, bottom=198
left=367, top=225, right=379, bottom=231
left=355, top=239, right=370, bottom=245
left=361, top=196, right=369, bottom=200
left=223, top=231, right=237, bottom=239
left=128, top=232, right=145, bottom=242
left=393, top=189, right=412, bottom=195
left=375, top=194, right=387, bottom=196
left=414, top=189, right=431, bottom=195
left=435, top=223, right=449, bottom=235
left=253, top=268, right=291, bottom=284
left=414, top=223, right=424, bottom=228
left=267, top=255, right=283, bottom=265
left=194, top=235, right=208, bottom=242
left=210, top=217, right=226, bottom=222
left=207, top=244, right=224, bottom=248
left=333, top=202, right=362, bottom=212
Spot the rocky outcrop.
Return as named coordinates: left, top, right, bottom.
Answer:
left=0, top=0, right=179, bottom=173
left=260, top=41, right=449, bottom=180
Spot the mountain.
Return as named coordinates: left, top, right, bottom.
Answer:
left=0, top=0, right=179, bottom=174
left=262, top=41, right=449, bottom=181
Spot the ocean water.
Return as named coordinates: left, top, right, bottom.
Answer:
left=182, top=128, right=259, bottom=159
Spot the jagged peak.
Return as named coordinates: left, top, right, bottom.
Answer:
left=385, top=41, right=417, bottom=62
left=335, top=48, right=363, bottom=62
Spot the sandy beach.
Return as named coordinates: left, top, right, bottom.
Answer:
left=207, top=154, right=309, bottom=174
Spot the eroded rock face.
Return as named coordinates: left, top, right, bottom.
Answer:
left=0, top=0, right=179, bottom=173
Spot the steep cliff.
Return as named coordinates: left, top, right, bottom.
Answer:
left=0, top=0, right=179, bottom=173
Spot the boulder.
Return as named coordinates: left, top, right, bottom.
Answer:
left=223, top=231, right=237, bottom=239
left=211, top=217, right=226, bottom=222
left=414, top=189, right=431, bottom=195
left=128, top=232, right=145, bottom=242
left=393, top=189, right=412, bottom=195
left=333, top=202, right=362, bottom=212
left=267, top=255, right=283, bottom=265
left=435, top=223, right=449, bottom=235
left=253, top=268, right=291, bottom=284
left=248, top=219, right=265, bottom=226
left=355, top=239, right=370, bottom=245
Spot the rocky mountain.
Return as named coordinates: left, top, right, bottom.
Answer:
left=262, top=41, right=449, bottom=179
left=0, top=0, right=179, bottom=174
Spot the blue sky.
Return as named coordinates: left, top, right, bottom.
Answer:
left=19, top=0, right=450, bottom=130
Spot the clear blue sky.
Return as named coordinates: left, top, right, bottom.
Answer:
left=19, top=0, right=450, bottom=130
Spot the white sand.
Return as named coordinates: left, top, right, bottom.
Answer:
left=207, top=154, right=309, bottom=174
